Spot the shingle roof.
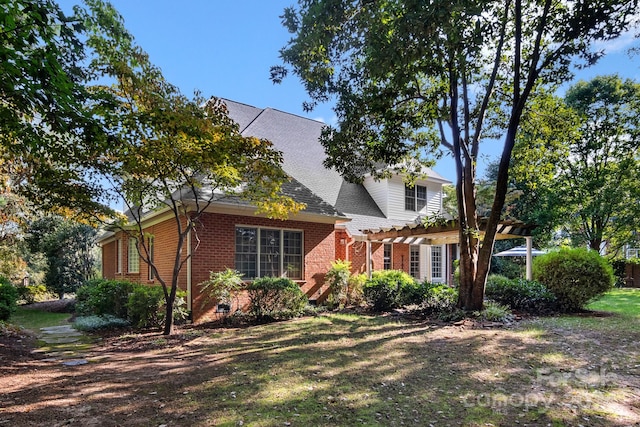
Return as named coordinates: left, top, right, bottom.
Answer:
left=221, top=98, right=449, bottom=236
left=222, top=99, right=386, bottom=224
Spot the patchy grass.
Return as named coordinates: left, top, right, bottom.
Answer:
left=11, top=307, right=71, bottom=332
left=2, top=310, right=638, bottom=426
left=1, top=297, right=639, bottom=427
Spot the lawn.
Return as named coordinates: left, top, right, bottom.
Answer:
left=0, top=290, right=638, bottom=426
left=11, top=307, right=71, bottom=332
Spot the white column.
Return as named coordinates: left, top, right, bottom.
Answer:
left=366, top=240, right=372, bottom=279
left=526, top=236, right=533, bottom=280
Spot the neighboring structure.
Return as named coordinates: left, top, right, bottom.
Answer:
left=98, top=99, right=452, bottom=321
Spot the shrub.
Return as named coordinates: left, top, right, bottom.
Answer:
left=421, top=282, right=458, bottom=316
left=198, top=268, right=245, bottom=313
left=126, top=285, right=166, bottom=328
left=247, top=277, right=308, bottom=321
left=324, top=260, right=351, bottom=309
left=75, top=279, right=136, bottom=318
left=533, top=248, right=614, bottom=312
left=77, top=279, right=187, bottom=329
left=363, top=270, right=419, bottom=311
left=16, top=284, right=52, bottom=304
left=474, top=301, right=513, bottom=322
left=0, top=277, right=18, bottom=321
left=347, top=273, right=367, bottom=306
left=74, top=314, right=130, bottom=331
left=485, top=275, right=557, bottom=314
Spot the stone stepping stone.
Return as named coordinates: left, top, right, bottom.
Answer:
left=62, top=359, right=88, bottom=367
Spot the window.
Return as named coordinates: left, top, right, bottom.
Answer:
left=431, top=245, right=442, bottom=281
left=128, top=237, right=139, bottom=273
left=148, top=236, right=155, bottom=280
left=410, top=245, right=420, bottom=279
left=235, top=227, right=303, bottom=280
left=116, top=239, right=122, bottom=274
left=405, top=184, right=428, bottom=212
left=383, top=244, right=392, bottom=270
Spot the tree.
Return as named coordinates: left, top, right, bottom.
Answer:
left=27, top=216, right=98, bottom=299
left=272, top=0, right=638, bottom=310
left=512, top=76, right=640, bottom=254
left=78, top=0, right=303, bottom=334
left=0, top=0, right=114, bottom=219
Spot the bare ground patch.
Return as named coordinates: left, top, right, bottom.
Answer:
left=1, top=313, right=638, bottom=426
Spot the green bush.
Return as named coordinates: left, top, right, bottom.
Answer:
left=474, top=301, right=513, bottom=322
left=363, top=270, right=419, bottom=311
left=421, top=282, right=459, bottom=316
left=127, top=285, right=165, bottom=328
left=485, top=275, right=557, bottom=314
left=126, top=286, right=187, bottom=329
left=533, top=248, right=614, bottom=312
left=77, top=279, right=187, bottom=329
left=75, top=279, right=136, bottom=318
left=198, top=268, right=245, bottom=313
left=0, top=277, right=18, bottom=321
left=247, top=277, right=308, bottom=321
left=16, top=284, right=52, bottom=304
left=74, top=314, right=130, bottom=331
left=324, top=260, right=351, bottom=309
left=347, top=273, right=367, bottom=306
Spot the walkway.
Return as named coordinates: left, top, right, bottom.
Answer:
left=33, top=324, right=95, bottom=366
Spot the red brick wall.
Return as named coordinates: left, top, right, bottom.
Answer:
left=189, top=212, right=337, bottom=322
left=348, top=241, right=411, bottom=275
left=102, top=240, right=116, bottom=279
left=101, top=217, right=189, bottom=290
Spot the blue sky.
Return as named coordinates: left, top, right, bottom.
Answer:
left=59, top=0, right=639, bottom=182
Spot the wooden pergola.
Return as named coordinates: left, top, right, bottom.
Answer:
left=360, top=218, right=538, bottom=280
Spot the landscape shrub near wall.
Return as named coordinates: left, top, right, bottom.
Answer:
left=485, top=275, right=557, bottom=314
left=75, top=279, right=135, bottom=318
left=247, top=277, right=308, bottom=321
left=420, top=281, right=459, bottom=317
left=324, top=260, right=366, bottom=309
left=75, top=279, right=187, bottom=330
left=363, top=270, right=420, bottom=311
left=533, top=248, right=614, bottom=312
left=0, top=276, right=18, bottom=321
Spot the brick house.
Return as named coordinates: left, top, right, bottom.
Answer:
left=98, top=99, right=452, bottom=322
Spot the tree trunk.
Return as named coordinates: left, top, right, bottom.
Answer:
left=163, top=294, right=174, bottom=335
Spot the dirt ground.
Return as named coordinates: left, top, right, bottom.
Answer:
left=1, top=309, right=639, bottom=427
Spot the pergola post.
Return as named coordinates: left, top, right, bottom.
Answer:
left=525, top=236, right=533, bottom=280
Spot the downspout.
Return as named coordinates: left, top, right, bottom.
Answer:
left=187, top=228, right=192, bottom=313
left=366, top=240, right=372, bottom=279
left=525, top=236, right=533, bottom=281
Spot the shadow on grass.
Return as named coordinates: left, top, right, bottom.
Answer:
left=0, top=312, right=638, bottom=426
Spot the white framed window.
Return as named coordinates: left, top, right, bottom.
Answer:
left=235, top=227, right=303, bottom=280
left=128, top=237, right=139, bottom=273
left=410, top=245, right=420, bottom=279
left=383, top=244, right=392, bottom=270
left=431, top=245, right=443, bottom=282
left=116, top=239, right=122, bottom=274
left=405, top=184, right=428, bottom=212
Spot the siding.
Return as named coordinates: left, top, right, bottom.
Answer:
left=362, top=176, right=389, bottom=215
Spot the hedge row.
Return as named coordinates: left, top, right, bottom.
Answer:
left=76, top=279, right=187, bottom=329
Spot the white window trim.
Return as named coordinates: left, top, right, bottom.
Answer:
left=128, top=237, right=139, bottom=274
left=405, top=184, right=428, bottom=212
left=235, top=225, right=304, bottom=280
left=116, top=239, right=122, bottom=274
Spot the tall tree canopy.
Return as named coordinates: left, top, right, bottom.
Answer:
left=78, top=0, right=302, bottom=334
left=512, top=75, right=640, bottom=255
left=0, top=0, right=112, bottom=218
left=272, top=0, right=638, bottom=310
